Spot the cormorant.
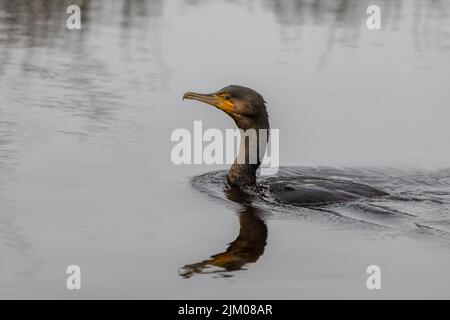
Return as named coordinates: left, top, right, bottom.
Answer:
left=183, top=85, right=387, bottom=207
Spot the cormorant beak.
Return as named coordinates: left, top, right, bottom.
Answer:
left=183, top=91, right=234, bottom=114
left=183, top=92, right=216, bottom=107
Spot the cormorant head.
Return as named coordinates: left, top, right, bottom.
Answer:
left=183, top=85, right=269, bottom=130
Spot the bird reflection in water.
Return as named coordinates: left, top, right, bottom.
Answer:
left=179, top=186, right=267, bottom=278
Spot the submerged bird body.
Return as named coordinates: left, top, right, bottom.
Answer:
left=265, top=175, right=387, bottom=206
left=183, top=85, right=387, bottom=206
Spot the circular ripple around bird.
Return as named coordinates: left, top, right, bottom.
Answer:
left=192, top=167, right=450, bottom=240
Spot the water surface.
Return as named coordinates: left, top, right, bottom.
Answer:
left=1, top=0, right=450, bottom=298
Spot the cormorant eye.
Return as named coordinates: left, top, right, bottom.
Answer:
left=224, top=94, right=231, bottom=100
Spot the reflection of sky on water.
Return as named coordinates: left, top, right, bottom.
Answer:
left=1, top=0, right=449, bottom=69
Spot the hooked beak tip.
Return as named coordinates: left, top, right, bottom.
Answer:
left=182, top=92, right=193, bottom=101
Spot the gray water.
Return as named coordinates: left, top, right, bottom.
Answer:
left=1, top=0, right=450, bottom=299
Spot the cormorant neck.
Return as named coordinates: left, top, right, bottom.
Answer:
left=227, top=113, right=270, bottom=187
